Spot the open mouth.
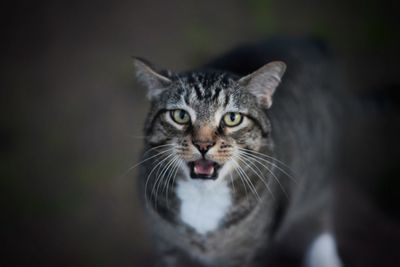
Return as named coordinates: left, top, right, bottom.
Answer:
left=188, top=159, right=221, bottom=180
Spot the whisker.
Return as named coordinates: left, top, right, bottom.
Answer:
left=143, top=143, right=175, bottom=156
left=238, top=150, right=297, bottom=184
left=237, top=155, right=276, bottom=200
left=231, top=162, right=250, bottom=203
left=169, top=159, right=183, bottom=207
left=157, top=155, right=177, bottom=195
left=165, top=158, right=182, bottom=209
left=144, top=153, right=175, bottom=208
left=142, top=147, right=176, bottom=186
left=238, top=147, right=293, bottom=170
left=231, top=158, right=261, bottom=201
left=152, top=155, right=177, bottom=207
left=124, top=146, right=174, bottom=175
left=118, top=147, right=175, bottom=187
left=160, top=155, right=179, bottom=200
left=239, top=153, right=288, bottom=198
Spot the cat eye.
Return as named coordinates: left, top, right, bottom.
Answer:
left=223, top=112, right=243, bottom=127
left=170, top=109, right=191, bottom=125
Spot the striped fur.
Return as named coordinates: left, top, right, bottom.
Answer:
left=134, top=38, right=343, bottom=267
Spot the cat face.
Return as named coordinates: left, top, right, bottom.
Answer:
left=134, top=58, right=285, bottom=181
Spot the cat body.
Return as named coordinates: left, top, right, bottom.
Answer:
left=135, top=38, right=343, bottom=267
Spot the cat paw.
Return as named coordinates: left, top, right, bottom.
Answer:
left=304, top=232, right=343, bottom=267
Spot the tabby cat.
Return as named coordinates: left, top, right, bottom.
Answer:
left=134, top=38, right=343, bottom=267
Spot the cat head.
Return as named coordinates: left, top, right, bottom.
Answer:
left=134, top=57, right=286, bottom=181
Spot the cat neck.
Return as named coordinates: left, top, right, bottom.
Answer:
left=146, top=168, right=279, bottom=235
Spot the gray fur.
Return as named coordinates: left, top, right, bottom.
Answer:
left=134, top=40, right=343, bottom=267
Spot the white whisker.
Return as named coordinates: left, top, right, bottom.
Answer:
left=153, top=155, right=177, bottom=207
left=231, top=158, right=261, bottom=201
left=118, top=146, right=175, bottom=186
left=238, top=147, right=293, bottom=170
left=144, top=153, right=175, bottom=208
left=170, top=159, right=183, bottom=205
left=165, top=158, right=183, bottom=209
left=237, top=155, right=276, bottom=200
left=239, top=149, right=297, bottom=184
left=162, top=156, right=180, bottom=207
left=124, top=146, right=174, bottom=176
left=143, top=143, right=175, bottom=155
left=231, top=162, right=250, bottom=203
left=240, top=152, right=288, bottom=198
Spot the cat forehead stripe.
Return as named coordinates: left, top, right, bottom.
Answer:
left=180, top=72, right=232, bottom=106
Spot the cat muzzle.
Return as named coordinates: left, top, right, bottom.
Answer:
left=188, top=159, right=221, bottom=180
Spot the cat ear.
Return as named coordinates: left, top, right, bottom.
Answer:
left=238, top=61, right=286, bottom=109
left=133, top=57, right=172, bottom=100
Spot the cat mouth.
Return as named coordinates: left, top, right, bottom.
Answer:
left=188, top=159, right=221, bottom=180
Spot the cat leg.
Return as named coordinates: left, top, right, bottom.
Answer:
left=156, top=247, right=204, bottom=267
left=156, top=249, right=179, bottom=267
left=304, top=232, right=343, bottom=267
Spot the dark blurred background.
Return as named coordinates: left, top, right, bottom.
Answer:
left=1, top=0, right=399, bottom=266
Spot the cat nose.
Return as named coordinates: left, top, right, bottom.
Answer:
left=193, top=140, right=215, bottom=155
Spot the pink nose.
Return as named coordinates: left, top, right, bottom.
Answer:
left=193, top=140, right=215, bottom=155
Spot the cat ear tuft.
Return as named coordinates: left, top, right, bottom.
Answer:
left=238, top=61, right=286, bottom=109
left=133, top=57, right=172, bottom=100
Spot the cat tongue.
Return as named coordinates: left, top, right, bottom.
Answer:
left=194, top=159, right=214, bottom=176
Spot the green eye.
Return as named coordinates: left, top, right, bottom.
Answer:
left=171, top=109, right=190, bottom=125
left=223, top=112, right=243, bottom=127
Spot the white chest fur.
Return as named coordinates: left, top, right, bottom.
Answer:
left=176, top=179, right=232, bottom=235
